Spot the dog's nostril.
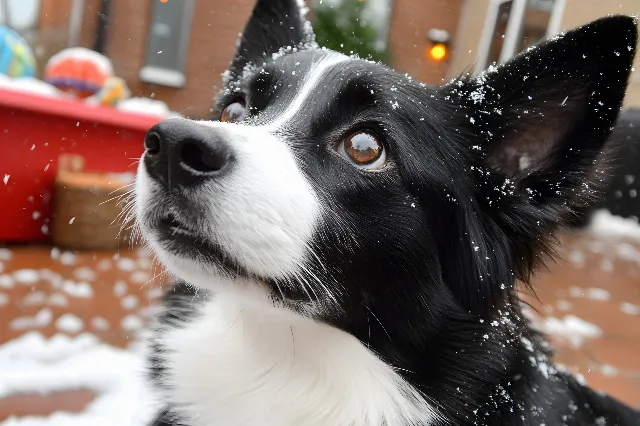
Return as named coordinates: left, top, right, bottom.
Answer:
left=180, top=141, right=227, bottom=173
left=145, top=132, right=161, bottom=155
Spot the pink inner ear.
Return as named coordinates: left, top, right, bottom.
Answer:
left=485, top=105, right=574, bottom=179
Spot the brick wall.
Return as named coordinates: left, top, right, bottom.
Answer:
left=102, top=0, right=254, bottom=119
left=387, top=0, right=464, bottom=85
left=36, top=0, right=464, bottom=116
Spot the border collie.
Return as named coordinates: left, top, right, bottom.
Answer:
left=134, top=1, right=639, bottom=424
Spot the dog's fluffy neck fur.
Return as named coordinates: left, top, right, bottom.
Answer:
left=151, top=281, right=638, bottom=426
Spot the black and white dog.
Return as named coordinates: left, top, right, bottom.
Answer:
left=134, top=0, right=639, bottom=425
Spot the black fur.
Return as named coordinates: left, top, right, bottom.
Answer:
left=146, top=1, right=639, bottom=424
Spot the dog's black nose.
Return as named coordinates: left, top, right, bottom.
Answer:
left=143, top=118, right=231, bottom=190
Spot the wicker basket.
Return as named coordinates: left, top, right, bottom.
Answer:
left=51, top=155, right=137, bottom=251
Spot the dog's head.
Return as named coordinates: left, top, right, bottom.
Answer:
left=135, top=0, right=636, bottom=325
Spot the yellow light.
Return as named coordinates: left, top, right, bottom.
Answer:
left=428, top=43, right=447, bottom=61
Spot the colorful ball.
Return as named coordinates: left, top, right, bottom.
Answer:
left=0, top=26, right=36, bottom=78
left=45, top=47, right=114, bottom=98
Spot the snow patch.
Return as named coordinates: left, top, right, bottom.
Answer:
left=121, top=295, right=139, bottom=310
left=0, top=332, right=157, bottom=426
left=62, top=281, right=94, bottom=298
left=114, top=280, right=128, bottom=297
left=121, top=315, right=143, bottom=332
left=13, top=269, right=40, bottom=285
left=73, top=267, right=97, bottom=282
left=56, top=314, right=84, bottom=334
left=588, top=209, right=640, bottom=240
left=46, top=47, right=114, bottom=76
left=568, top=287, right=610, bottom=301
left=0, top=248, right=12, bottom=261
left=23, top=291, right=47, bottom=306
left=0, top=275, right=15, bottom=288
left=117, top=97, right=178, bottom=118
left=10, top=308, right=53, bottom=330
left=540, top=315, right=602, bottom=347
left=620, top=302, right=640, bottom=315
left=91, top=317, right=110, bottom=331
left=0, top=74, right=62, bottom=97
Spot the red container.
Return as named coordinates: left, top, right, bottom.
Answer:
left=0, top=88, right=164, bottom=243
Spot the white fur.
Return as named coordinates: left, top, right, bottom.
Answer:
left=160, top=284, right=440, bottom=426
left=136, top=120, right=321, bottom=286
left=267, top=52, right=349, bottom=130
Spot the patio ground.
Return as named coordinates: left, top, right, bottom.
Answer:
left=0, top=225, right=639, bottom=422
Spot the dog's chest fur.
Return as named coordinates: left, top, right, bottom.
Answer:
left=153, top=289, right=439, bottom=426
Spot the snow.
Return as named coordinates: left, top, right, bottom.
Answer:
left=117, top=258, right=137, bottom=271
left=568, top=287, right=611, bottom=301
left=0, top=248, right=12, bottom=261
left=48, top=293, right=68, bottom=307
left=129, top=271, right=150, bottom=284
left=0, top=275, right=15, bottom=288
left=620, top=302, right=640, bottom=315
left=46, top=47, right=114, bottom=76
left=59, top=252, right=77, bottom=266
left=0, top=332, right=157, bottom=426
left=121, top=315, right=143, bottom=332
left=114, top=280, right=128, bottom=297
left=540, top=315, right=602, bottom=348
left=55, top=314, right=84, bottom=334
left=116, top=97, right=179, bottom=118
left=91, top=317, right=110, bottom=331
left=588, top=209, right=640, bottom=240
left=23, top=291, right=47, bottom=306
left=121, top=295, right=139, bottom=310
left=10, top=308, right=53, bottom=331
left=73, top=267, right=97, bottom=282
left=62, top=280, right=94, bottom=298
left=12, top=269, right=40, bottom=285
left=0, top=74, right=62, bottom=97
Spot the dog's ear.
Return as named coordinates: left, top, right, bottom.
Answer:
left=458, top=16, right=636, bottom=207
left=442, top=16, right=636, bottom=314
left=227, top=0, right=315, bottom=80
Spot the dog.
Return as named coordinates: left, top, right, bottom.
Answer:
left=134, top=0, right=639, bottom=424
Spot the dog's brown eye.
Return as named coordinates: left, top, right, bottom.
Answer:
left=339, top=131, right=386, bottom=170
left=220, top=102, right=246, bottom=123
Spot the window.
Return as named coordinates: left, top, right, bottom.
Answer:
left=139, top=0, right=195, bottom=88
left=0, top=0, right=41, bottom=32
left=475, top=0, right=565, bottom=74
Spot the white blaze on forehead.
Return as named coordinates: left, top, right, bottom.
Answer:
left=268, top=52, right=350, bottom=130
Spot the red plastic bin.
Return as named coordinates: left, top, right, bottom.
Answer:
left=0, top=88, right=164, bottom=243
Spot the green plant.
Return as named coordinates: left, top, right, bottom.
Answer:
left=312, top=0, right=390, bottom=65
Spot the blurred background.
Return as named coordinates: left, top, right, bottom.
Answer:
left=0, top=0, right=639, bottom=424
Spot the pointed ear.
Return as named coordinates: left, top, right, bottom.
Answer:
left=226, top=0, right=315, bottom=80
left=456, top=15, right=637, bottom=209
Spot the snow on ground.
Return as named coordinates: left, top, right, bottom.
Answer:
left=540, top=315, right=603, bottom=348
left=588, top=209, right=640, bottom=240
left=0, top=332, right=157, bottom=426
